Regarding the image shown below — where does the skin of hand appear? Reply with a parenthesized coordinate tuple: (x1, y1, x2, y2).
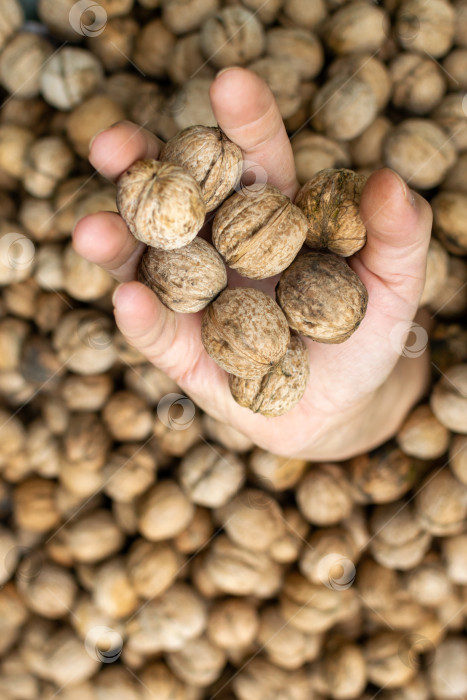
(73, 67, 433, 461)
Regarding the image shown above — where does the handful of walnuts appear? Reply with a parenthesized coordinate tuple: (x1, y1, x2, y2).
(116, 126, 368, 417)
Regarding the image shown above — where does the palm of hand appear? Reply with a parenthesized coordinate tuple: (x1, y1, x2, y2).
(73, 68, 432, 460)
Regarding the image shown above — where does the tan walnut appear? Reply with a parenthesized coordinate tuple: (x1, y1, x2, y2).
(201, 287, 290, 379)
(117, 159, 206, 249)
(160, 125, 243, 212)
(276, 252, 368, 343)
(229, 333, 309, 417)
(212, 184, 309, 279)
(295, 168, 367, 257)
(138, 238, 227, 314)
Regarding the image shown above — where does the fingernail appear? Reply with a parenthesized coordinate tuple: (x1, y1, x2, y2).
(392, 170, 415, 206)
(112, 284, 123, 307)
(216, 66, 241, 78)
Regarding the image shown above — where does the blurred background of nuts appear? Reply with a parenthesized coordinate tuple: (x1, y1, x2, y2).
(0, 0, 466, 697)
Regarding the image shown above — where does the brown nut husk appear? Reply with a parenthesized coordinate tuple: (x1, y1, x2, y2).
(212, 184, 309, 279)
(117, 159, 206, 249)
(201, 287, 290, 379)
(160, 125, 243, 212)
(138, 238, 227, 314)
(276, 252, 368, 343)
(229, 333, 309, 417)
(295, 168, 367, 256)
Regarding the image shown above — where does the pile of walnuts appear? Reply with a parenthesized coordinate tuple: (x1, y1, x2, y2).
(117, 125, 368, 416)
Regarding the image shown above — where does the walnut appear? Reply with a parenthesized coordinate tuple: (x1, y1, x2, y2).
(429, 638, 467, 700)
(323, 0, 389, 54)
(174, 507, 214, 554)
(349, 446, 418, 505)
(328, 55, 392, 111)
(312, 641, 367, 700)
(13, 478, 60, 533)
(213, 185, 308, 279)
(282, 0, 327, 28)
(258, 606, 322, 670)
(292, 132, 350, 185)
(66, 95, 125, 158)
(117, 160, 206, 249)
(443, 48, 467, 90)
(249, 57, 301, 119)
(295, 169, 367, 256)
(172, 77, 217, 131)
(133, 19, 176, 77)
(266, 28, 324, 81)
(138, 480, 195, 541)
(207, 598, 259, 652)
(166, 636, 226, 687)
(233, 658, 310, 700)
(311, 76, 378, 141)
(202, 534, 283, 598)
(249, 448, 307, 490)
(350, 117, 392, 168)
(429, 257, 467, 318)
(86, 17, 138, 71)
(201, 288, 290, 378)
(277, 252, 368, 343)
(415, 468, 467, 536)
(389, 53, 446, 114)
(138, 238, 227, 313)
(396, 404, 450, 459)
(229, 333, 309, 417)
(40, 48, 104, 111)
(23, 137, 74, 199)
(17, 559, 77, 620)
(0, 125, 34, 180)
(162, 0, 220, 34)
(168, 33, 215, 85)
(365, 632, 417, 688)
(178, 442, 245, 508)
(450, 435, 467, 486)
(395, 0, 455, 57)
(433, 93, 467, 152)
(383, 119, 456, 189)
(431, 364, 467, 433)
(200, 7, 265, 69)
(160, 126, 243, 212)
(63, 509, 125, 563)
(126, 583, 206, 655)
(369, 500, 432, 570)
(0, 33, 53, 99)
(0, 0, 23, 52)
(53, 309, 117, 376)
(296, 464, 353, 526)
(103, 444, 156, 503)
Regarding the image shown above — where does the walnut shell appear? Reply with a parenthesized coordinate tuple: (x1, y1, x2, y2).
(160, 126, 243, 212)
(138, 238, 227, 313)
(199, 7, 265, 69)
(229, 333, 309, 417)
(276, 252, 368, 343)
(117, 159, 206, 249)
(295, 169, 367, 256)
(432, 191, 467, 255)
(213, 185, 309, 279)
(201, 288, 290, 379)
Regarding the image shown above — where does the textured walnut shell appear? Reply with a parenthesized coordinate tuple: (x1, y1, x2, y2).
(212, 185, 309, 279)
(138, 238, 227, 313)
(201, 288, 290, 379)
(117, 159, 206, 250)
(229, 333, 309, 417)
(295, 169, 367, 257)
(276, 252, 368, 343)
(160, 126, 243, 212)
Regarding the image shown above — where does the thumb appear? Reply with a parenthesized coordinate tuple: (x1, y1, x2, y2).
(353, 168, 432, 313)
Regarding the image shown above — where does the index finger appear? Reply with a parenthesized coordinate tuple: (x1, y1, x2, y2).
(89, 121, 162, 182)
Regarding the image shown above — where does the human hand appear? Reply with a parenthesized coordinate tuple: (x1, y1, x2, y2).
(73, 68, 432, 460)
